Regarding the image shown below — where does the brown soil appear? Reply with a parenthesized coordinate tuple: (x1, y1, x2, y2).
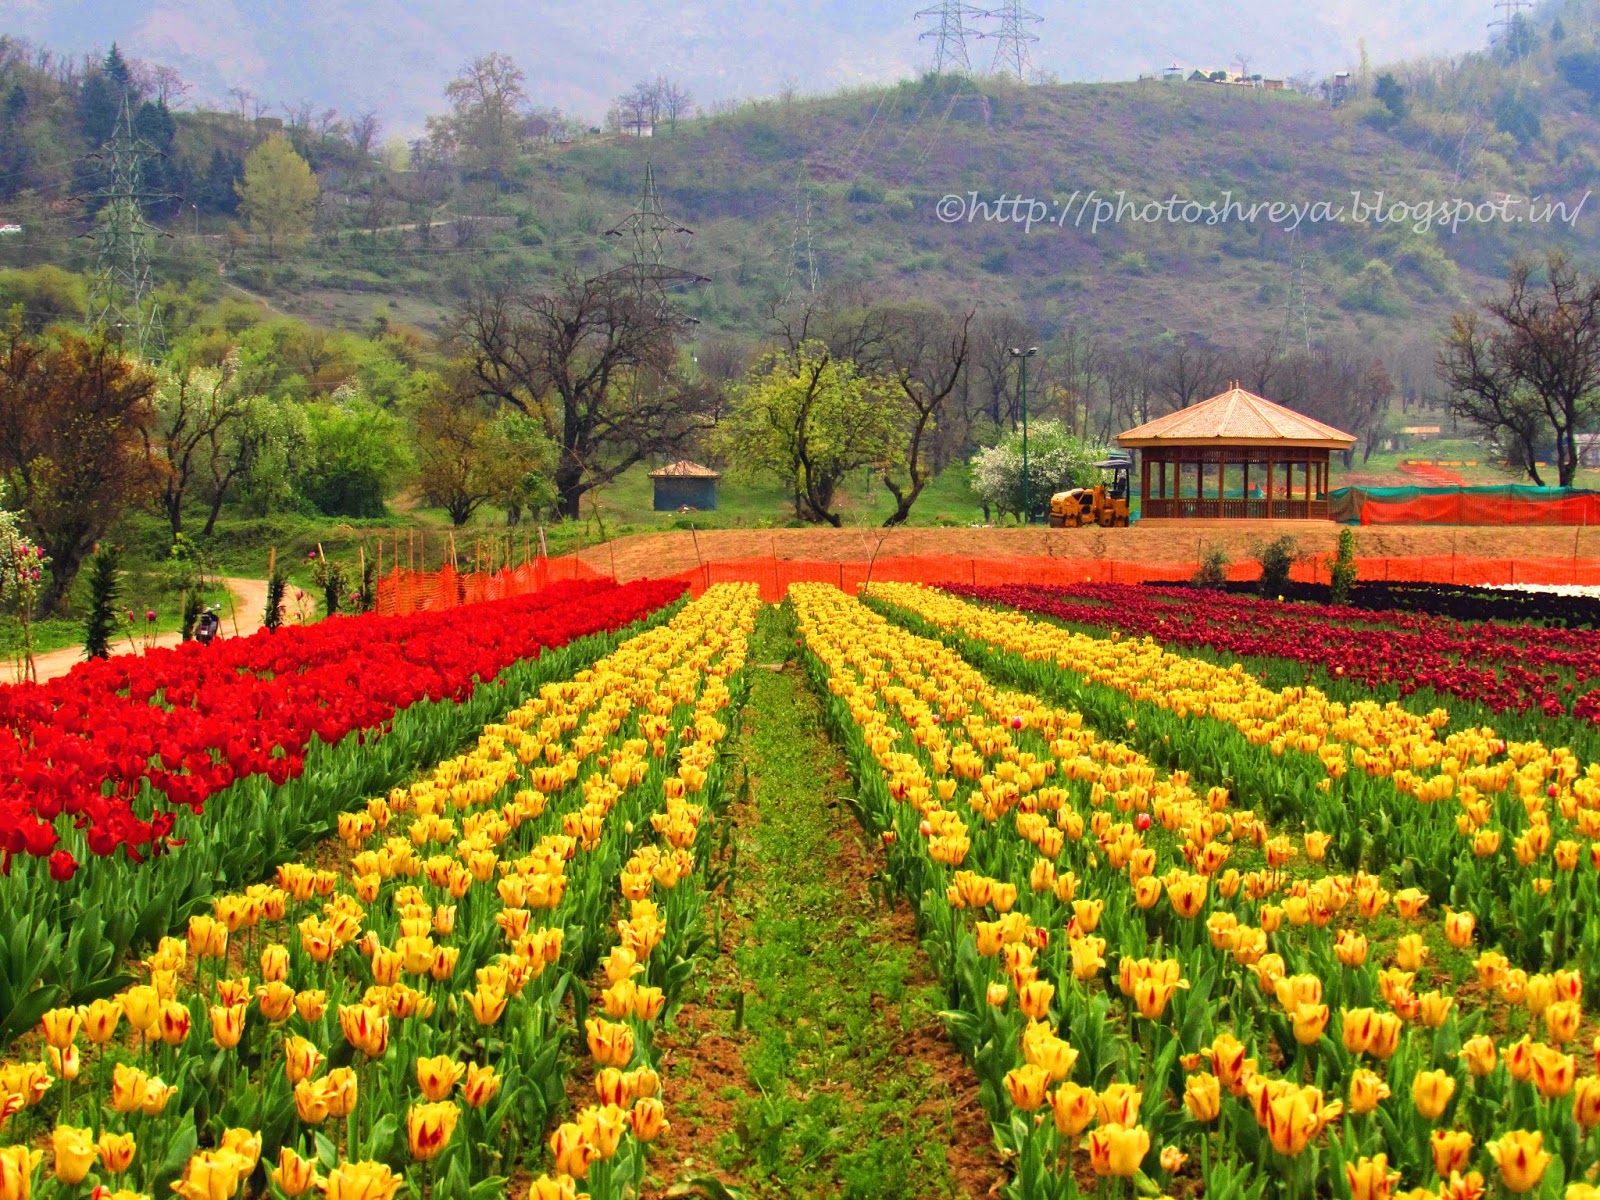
(576, 525, 1600, 583)
(638, 667, 1006, 1200)
(4, 577, 271, 685)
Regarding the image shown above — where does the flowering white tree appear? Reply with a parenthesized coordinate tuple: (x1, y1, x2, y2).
(0, 484, 48, 681)
(970, 421, 1107, 522)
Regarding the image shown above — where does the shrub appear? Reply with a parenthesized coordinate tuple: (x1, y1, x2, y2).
(1329, 527, 1358, 605)
(264, 566, 287, 633)
(1193, 545, 1229, 589)
(1254, 535, 1300, 596)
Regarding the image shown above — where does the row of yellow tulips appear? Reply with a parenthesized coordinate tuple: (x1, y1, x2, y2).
(0, 584, 761, 1200)
(790, 583, 1596, 1200)
(864, 583, 1600, 972)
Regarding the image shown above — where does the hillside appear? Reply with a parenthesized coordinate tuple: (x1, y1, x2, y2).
(191, 67, 1600, 353)
(4, 5, 1600, 361)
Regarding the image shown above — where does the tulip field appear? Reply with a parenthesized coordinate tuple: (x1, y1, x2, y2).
(5, 570, 1600, 1200)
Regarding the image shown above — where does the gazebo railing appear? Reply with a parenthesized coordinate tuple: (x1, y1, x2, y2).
(1141, 498, 1329, 520)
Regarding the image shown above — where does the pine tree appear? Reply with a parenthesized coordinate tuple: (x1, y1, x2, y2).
(82, 544, 122, 659)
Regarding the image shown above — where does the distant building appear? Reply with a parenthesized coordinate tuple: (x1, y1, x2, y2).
(650, 460, 721, 512)
(1577, 434, 1600, 468)
(1162, 63, 1185, 82)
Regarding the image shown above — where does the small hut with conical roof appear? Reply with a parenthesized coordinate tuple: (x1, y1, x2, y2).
(1117, 384, 1355, 520)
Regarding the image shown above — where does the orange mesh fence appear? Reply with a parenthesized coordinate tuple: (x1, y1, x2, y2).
(374, 556, 611, 616)
(1360, 492, 1600, 526)
(375, 551, 1600, 615)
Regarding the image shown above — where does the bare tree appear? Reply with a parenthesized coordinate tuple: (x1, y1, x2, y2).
(875, 303, 973, 525)
(1439, 253, 1600, 486)
(283, 99, 314, 133)
(349, 111, 381, 157)
(454, 273, 716, 518)
(658, 79, 694, 131)
(1157, 336, 1227, 413)
(314, 107, 345, 142)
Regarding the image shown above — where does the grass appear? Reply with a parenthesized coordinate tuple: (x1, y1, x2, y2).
(679, 606, 979, 1199)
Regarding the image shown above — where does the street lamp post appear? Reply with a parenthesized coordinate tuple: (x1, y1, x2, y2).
(1010, 347, 1039, 523)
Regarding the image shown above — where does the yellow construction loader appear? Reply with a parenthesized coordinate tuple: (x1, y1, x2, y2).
(1048, 458, 1132, 528)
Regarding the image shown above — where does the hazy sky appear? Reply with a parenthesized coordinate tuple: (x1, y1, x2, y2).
(12, 0, 1491, 131)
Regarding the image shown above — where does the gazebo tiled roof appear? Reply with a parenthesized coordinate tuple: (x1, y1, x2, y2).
(649, 460, 722, 479)
(1117, 384, 1356, 449)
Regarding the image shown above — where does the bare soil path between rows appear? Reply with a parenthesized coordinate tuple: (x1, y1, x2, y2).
(639, 606, 1005, 1200)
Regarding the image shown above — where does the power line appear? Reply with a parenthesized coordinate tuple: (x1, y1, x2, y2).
(84, 96, 171, 359)
(982, 1, 1043, 80)
(915, 1, 986, 74)
(782, 172, 819, 302)
(601, 161, 706, 303)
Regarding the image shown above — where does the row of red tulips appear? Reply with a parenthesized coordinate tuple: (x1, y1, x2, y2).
(0, 580, 685, 869)
(948, 583, 1599, 724)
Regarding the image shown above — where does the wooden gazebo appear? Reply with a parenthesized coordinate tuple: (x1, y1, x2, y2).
(1117, 385, 1355, 520)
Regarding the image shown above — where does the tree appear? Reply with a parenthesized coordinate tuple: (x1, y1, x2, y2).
(413, 377, 553, 526)
(874, 303, 972, 526)
(1439, 253, 1600, 487)
(236, 133, 319, 258)
(1373, 73, 1408, 121)
(301, 397, 409, 517)
(0, 324, 158, 613)
(141, 354, 255, 539)
(970, 421, 1104, 522)
(455, 273, 714, 519)
(429, 54, 527, 183)
(659, 79, 693, 131)
(716, 341, 901, 526)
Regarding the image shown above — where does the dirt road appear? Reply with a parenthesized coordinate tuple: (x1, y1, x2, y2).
(573, 523, 1600, 582)
(4, 577, 270, 686)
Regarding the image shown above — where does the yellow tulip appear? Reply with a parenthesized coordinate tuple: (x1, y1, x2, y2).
(271, 1148, 320, 1198)
(1184, 1072, 1221, 1122)
(1412, 1070, 1456, 1121)
(1291, 1002, 1330, 1046)
(462, 1063, 501, 1109)
(209, 1003, 247, 1050)
(1460, 1036, 1497, 1077)
(629, 1096, 670, 1142)
(141, 1077, 176, 1116)
(1530, 1044, 1575, 1099)
(1431, 1130, 1473, 1179)
(406, 1102, 460, 1162)
(324, 1068, 359, 1118)
(1088, 1124, 1150, 1177)
(1575, 1077, 1600, 1131)
(338, 1004, 389, 1058)
(170, 1151, 250, 1200)
(1051, 1082, 1097, 1136)
(415, 1056, 465, 1103)
(80, 998, 122, 1045)
(1487, 1131, 1552, 1195)
(39, 1008, 80, 1051)
(1348, 1069, 1390, 1115)
(50, 1126, 97, 1186)
(1347, 1155, 1401, 1200)
(0, 1147, 42, 1200)
(109, 1062, 151, 1114)
(1443, 909, 1475, 949)
(1544, 1000, 1582, 1046)
(526, 1177, 579, 1200)
(96, 1132, 135, 1175)
(1004, 1064, 1051, 1111)
(321, 1162, 404, 1200)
